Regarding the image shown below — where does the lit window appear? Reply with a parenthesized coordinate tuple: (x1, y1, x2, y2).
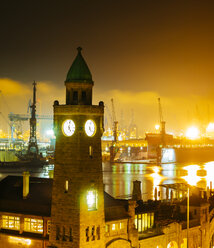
(138, 215, 142, 232)
(151, 213, 154, 227)
(87, 190, 97, 211)
(142, 214, 145, 231)
(112, 224, 116, 231)
(148, 213, 151, 228)
(119, 222, 124, 229)
(2, 215, 20, 230)
(105, 224, 109, 233)
(144, 213, 148, 230)
(65, 180, 68, 193)
(89, 146, 93, 157)
(24, 218, 43, 233)
(135, 215, 138, 229)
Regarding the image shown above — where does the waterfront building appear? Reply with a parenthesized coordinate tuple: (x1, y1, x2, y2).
(0, 48, 214, 248)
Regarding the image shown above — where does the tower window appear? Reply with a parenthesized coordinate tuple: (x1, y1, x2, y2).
(65, 180, 69, 193)
(86, 227, 89, 242)
(73, 91, 78, 103)
(62, 226, 66, 241)
(56, 225, 60, 240)
(92, 226, 95, 241)
(82, 91, 86, 101)
(69, 227, 73, 242)
(89, 146, 93, 158)
(86, 190, 97, 211)
(97, 226, 100, 240)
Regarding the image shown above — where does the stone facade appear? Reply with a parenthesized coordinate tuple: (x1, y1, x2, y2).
(49, 103, 106, 248)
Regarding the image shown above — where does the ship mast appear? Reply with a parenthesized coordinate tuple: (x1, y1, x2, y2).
(28, 81, 38, 156)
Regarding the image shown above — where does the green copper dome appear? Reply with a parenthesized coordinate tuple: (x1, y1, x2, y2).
(65, 47, 93, 84)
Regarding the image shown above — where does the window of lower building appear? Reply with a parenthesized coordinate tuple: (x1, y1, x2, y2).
(105, 224, 109, 233)
(112, 223, 116, 231)
(119, 222, 124, 230)
(24, 218, 43, 233)
(112, 223, 119, 232)
(135, 212, 155, 232)
(135, 215, 138, 229)
(2, 215, 20, 230)
(150, 213, 154, 227)
(138, 215, 142, 232)
(142, 214, 145, 231)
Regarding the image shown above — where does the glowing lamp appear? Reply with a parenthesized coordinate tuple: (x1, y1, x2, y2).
(185, 126, 199, 139)
(9, 237, 31, 245)
(207, 123, 214, 132)
(86, 190, 97, 211)
(155, 124, 160, 131)
(46, 129, 54, 136)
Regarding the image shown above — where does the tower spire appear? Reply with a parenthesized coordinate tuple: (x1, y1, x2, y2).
(65, 47, 94, 105)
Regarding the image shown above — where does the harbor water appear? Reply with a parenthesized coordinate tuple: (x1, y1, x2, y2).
(0, 161, 214, 201)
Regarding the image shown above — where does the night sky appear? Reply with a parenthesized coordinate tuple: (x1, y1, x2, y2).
(1, 0, 214, 135)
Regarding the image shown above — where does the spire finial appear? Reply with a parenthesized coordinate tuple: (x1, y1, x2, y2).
(77, 47, 82, 53)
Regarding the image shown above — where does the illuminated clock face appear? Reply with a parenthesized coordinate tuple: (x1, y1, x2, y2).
(62, 119, 75, 136)
(85, 120, 96, 137)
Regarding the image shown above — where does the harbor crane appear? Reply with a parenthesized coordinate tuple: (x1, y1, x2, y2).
(111, 98, 118, 142)
(158, 97, 166, 146)
(28, 81, 38, 155)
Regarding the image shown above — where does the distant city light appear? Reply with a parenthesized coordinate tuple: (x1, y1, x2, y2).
(206, 123, 214, 133)
(185, 126, 199, 139)
(182, 164, 200, 186)
(46, 130, 54, 136)
(155, 124, 160, 131)
(9, 237, 31, 245)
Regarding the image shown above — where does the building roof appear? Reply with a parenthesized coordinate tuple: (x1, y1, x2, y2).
(65, 47, 93, 84)
(104, 192, 130, 221)
(0, 176, 52, 216)
(0, 176, 130, 221)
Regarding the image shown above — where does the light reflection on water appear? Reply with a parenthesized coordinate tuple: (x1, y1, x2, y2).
(1, 161, 214, 202)
(103, 161, 214, 201)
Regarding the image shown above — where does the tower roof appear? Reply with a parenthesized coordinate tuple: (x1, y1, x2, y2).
(65, 47, 93, 84)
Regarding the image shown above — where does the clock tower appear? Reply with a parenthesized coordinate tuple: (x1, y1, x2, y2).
(49, 47, 105, 248)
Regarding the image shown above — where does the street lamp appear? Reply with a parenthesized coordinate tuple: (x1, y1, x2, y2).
(187, 186, 189, 248)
